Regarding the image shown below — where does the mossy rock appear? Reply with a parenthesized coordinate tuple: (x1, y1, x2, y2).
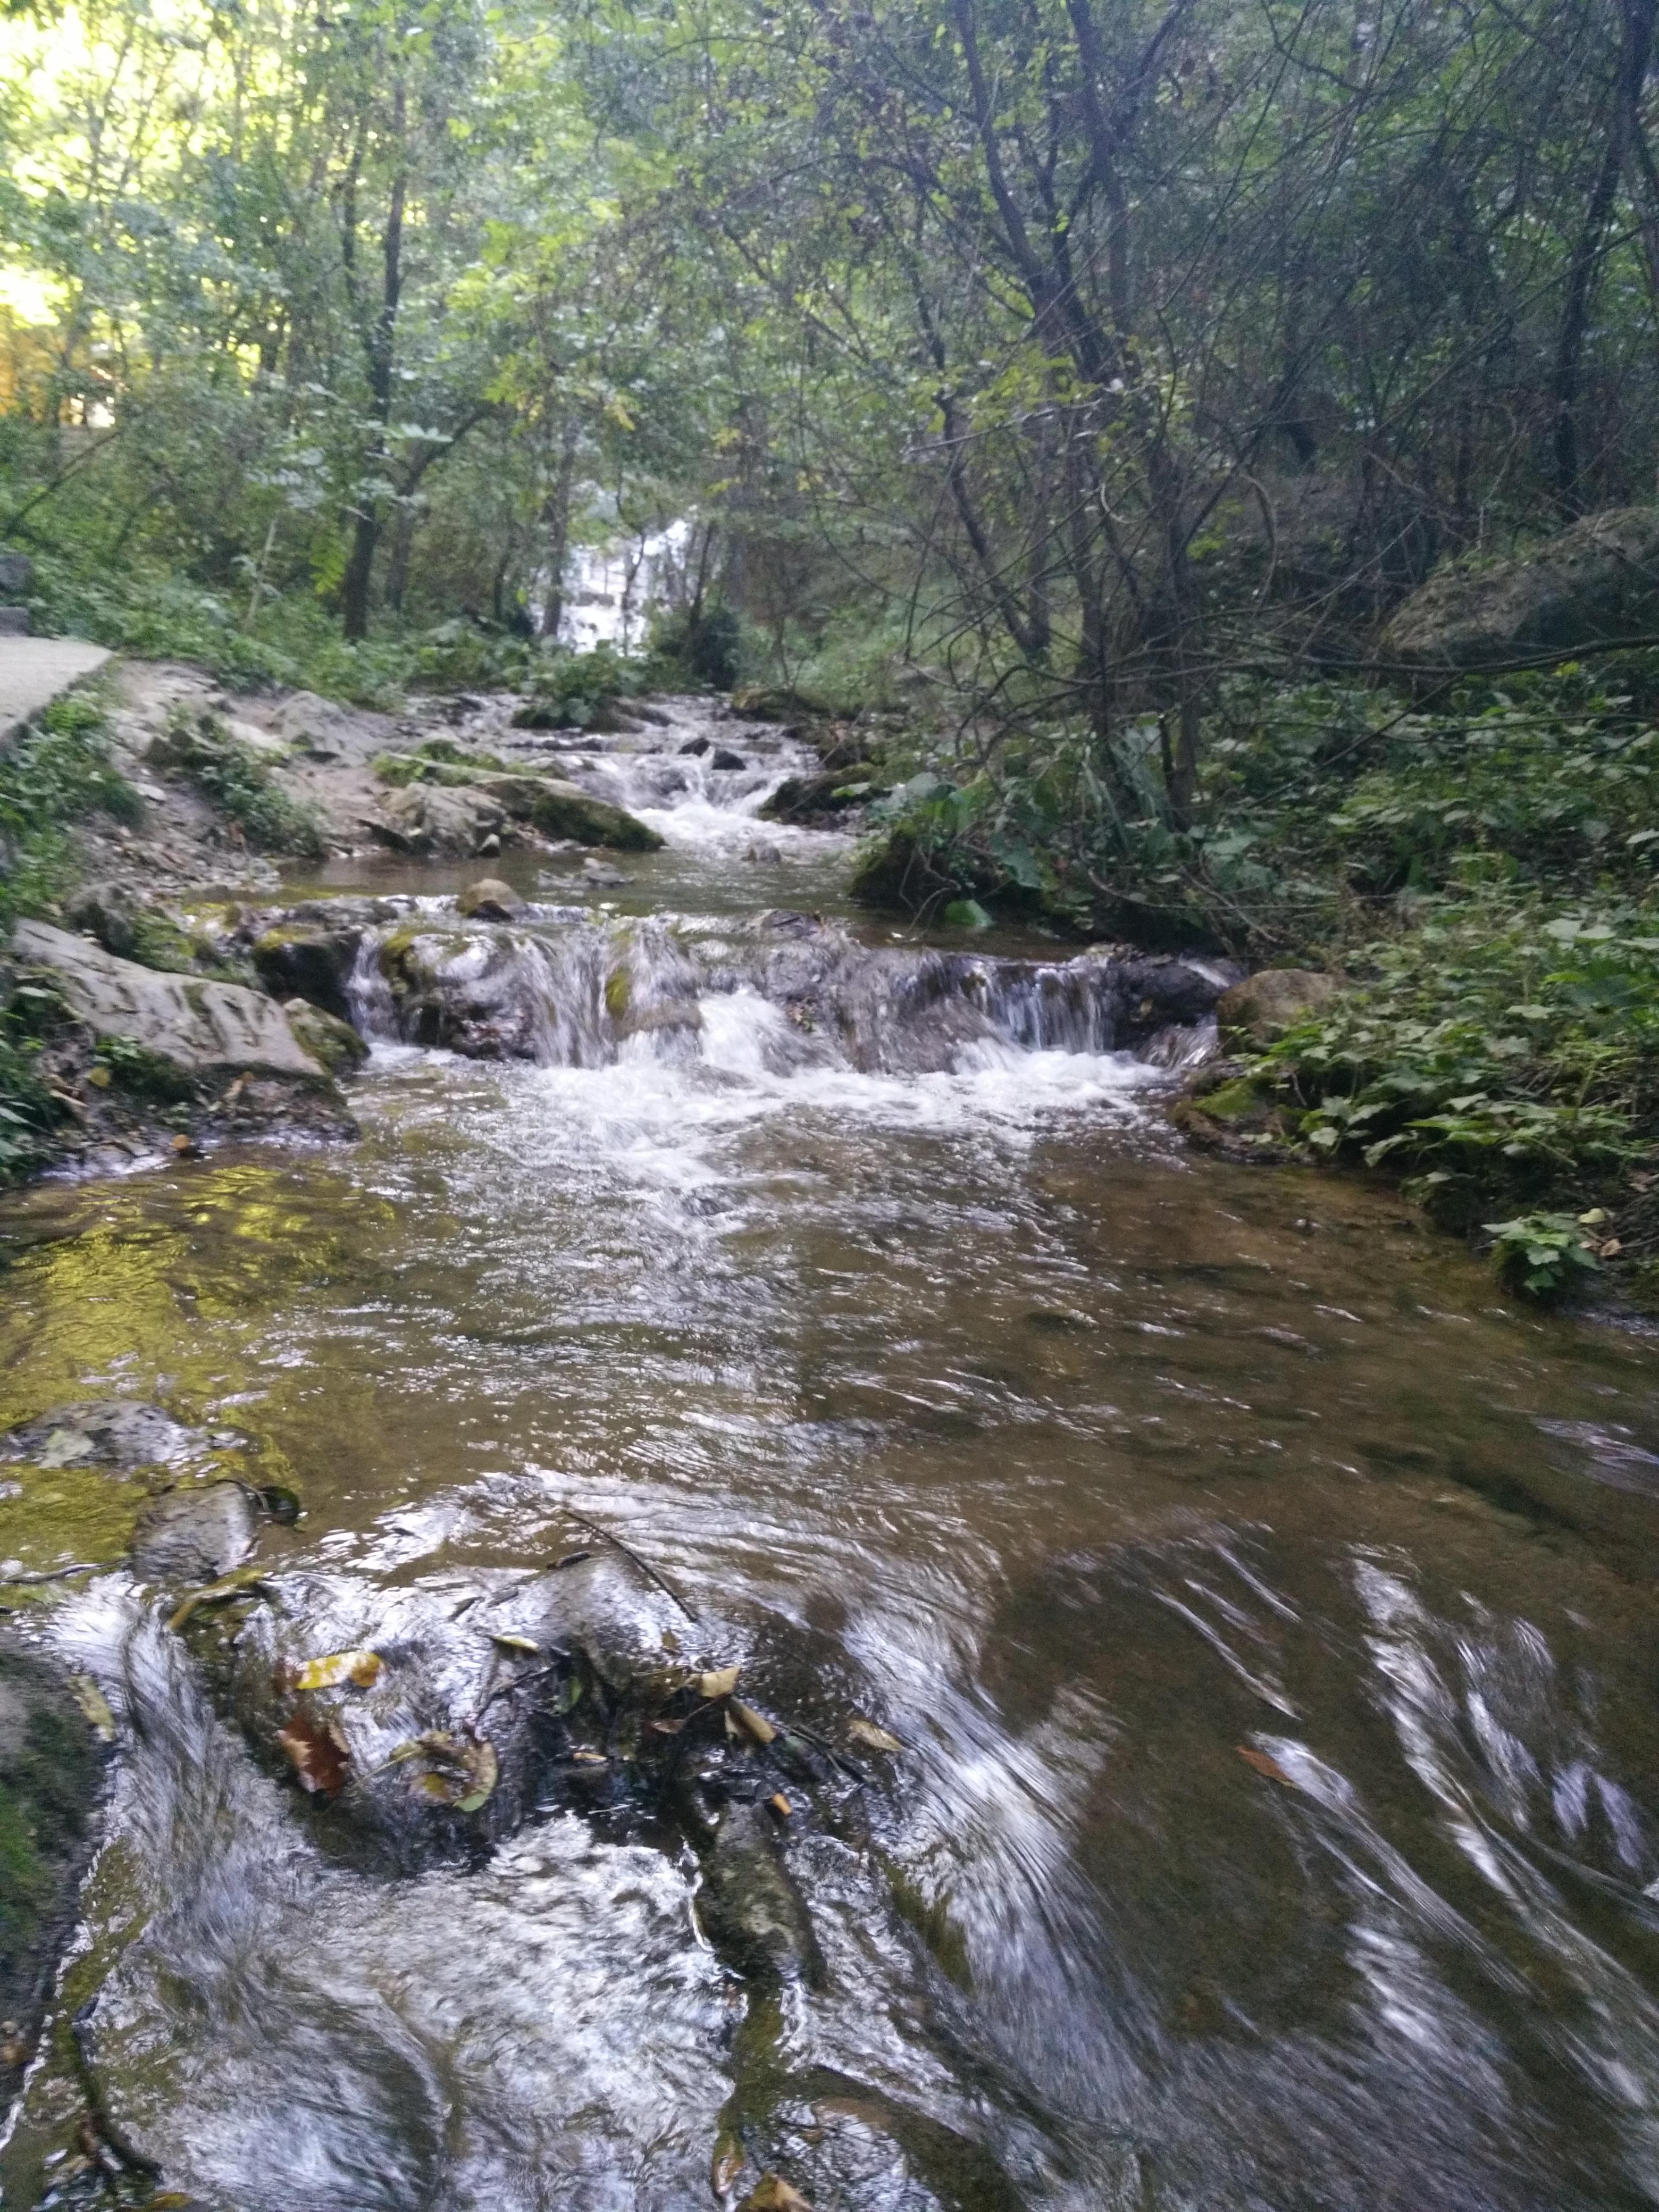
(1169, 1069, 1298, 1161)
(1216, 968, 1342, 1049)
(280, 999, 368, 1076)
(475, 775, 663, 852)
(0, 1639, 105, 2073)
(252, 925, 362, 1019)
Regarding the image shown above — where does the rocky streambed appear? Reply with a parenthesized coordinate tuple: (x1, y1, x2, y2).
(4, 670, 1659, 2212)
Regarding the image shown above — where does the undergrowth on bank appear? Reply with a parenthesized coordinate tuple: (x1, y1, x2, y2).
(854, 653, 1659, 1299)
(0, 694, 139, 1175)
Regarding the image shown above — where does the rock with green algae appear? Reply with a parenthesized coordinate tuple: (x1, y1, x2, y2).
(251, 922, 363, 1019)
(280, 997, 368, 1076)
(10, 919, 329, 1084)
(474, 774, 664, 852)
(0, 1637, 106, 2101)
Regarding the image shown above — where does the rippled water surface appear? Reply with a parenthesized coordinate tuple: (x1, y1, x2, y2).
(4, 715, 1659, 2212)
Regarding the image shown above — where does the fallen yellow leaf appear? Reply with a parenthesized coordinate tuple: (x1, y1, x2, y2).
(295, 1649, 382, 1691)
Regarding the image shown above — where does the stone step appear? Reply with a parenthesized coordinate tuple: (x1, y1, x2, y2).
(0, 638, 113, 747)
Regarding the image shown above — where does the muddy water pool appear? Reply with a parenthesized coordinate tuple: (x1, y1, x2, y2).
(2, 717, 1659, 2211)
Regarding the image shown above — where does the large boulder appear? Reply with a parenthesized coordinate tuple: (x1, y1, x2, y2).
(1382, 506, 1659, 668)
(475, 775, 664, 852)
(10, 919, 327, 1081)
(1217, 967, 1342, 1048)
(376, 926, 556, 1059)
(364, 783, 507, 859)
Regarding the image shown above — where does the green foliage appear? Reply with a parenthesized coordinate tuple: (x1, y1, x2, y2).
(1249, 889, 1659, 1286)
(0, 692, 139, 936)
(513, 644, 650, 729)
(1482, 1213, 1604, 1300)
(154, 709, 324, 857)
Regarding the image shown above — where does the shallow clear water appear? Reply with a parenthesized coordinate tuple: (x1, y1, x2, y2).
(4, 716, 1659, 2212)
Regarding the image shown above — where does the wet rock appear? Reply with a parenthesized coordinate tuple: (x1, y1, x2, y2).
(0, 1637, 105, 2099)
(678, 735, 710, 756)
(211, 1552, 694, 1872)
(376, 925, 559, 1059)
(129, 1482, 256, 1585)
(2, 1401, 202, 1474)
(250, 923, 363, 1018)
(474, 774, 664, 852)
(10, 919, 329, 1082)
(709, 747, 748, 773)
(1217, 967, 1341, 1048)
(581, 858, 632, 887)
(688, 1794, 825, 1988)
(757, 765, 885, 827)
(280, 998, 368, 1076)
(456, 876, 525, 922)
(365, 783, 507, 859)
(1382, 505, 1659, 669)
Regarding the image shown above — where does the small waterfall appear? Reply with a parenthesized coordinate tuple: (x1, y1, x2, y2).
(343, 908, 1225, 1077)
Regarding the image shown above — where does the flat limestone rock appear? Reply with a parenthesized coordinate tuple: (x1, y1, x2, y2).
(10, 918, 326, 1080)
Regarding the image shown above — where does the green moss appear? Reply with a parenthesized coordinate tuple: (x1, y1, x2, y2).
(604, 967, 632, 1020)
(1200, 1077, 1270, 1122)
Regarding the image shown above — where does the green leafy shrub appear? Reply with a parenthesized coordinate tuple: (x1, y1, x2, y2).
(1483, 1213, 1604, 1300)
(153, 710, 324, 856)
(1249, 890, 1659, 1281)
(512, 644, 648, 730)
(0, 693, 140, 936)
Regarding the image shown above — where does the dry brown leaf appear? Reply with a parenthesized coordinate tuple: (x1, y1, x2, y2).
(847, 1717, 904, 1755)
(648, 1717, 686, 1735)
(278, 1714, 350, 1797)
(569, 1747, 609, 1765)
(399, 1731, 498, 1811)
(295, 1648, 382, 1691)
(700, 1665, 742, 1699)
(1237, 1745, 1296, 1787)
(490, 1633, 540, 1655)
(768, 1791, 793, 1819)
(740, 2176, 812, 2211)
(730, 1698, 777, 1746)
(69, 1673, 116, 1743)
(661, 1627, 682, 1655)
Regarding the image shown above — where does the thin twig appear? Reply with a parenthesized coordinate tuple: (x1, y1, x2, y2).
(560, 1509, 700, 1621)
(1, 1561, 103, 1585)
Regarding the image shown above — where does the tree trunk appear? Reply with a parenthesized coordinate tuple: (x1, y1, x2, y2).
(1550, 0, 1656, 510)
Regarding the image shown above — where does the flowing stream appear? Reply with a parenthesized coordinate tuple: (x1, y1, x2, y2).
(4, 701, 1659, 2211)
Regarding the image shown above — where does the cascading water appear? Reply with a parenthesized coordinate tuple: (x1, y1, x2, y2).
(5, 693, 1659, 2212)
